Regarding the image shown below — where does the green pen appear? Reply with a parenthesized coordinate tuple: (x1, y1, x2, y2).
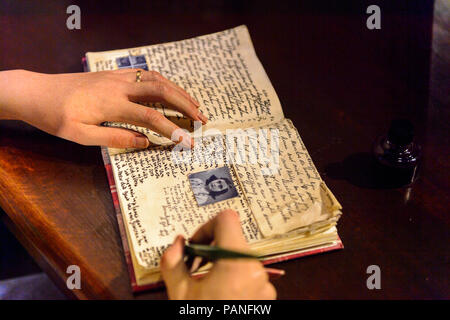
(183, 243, 285, 278)
(184, 243, 259, 261)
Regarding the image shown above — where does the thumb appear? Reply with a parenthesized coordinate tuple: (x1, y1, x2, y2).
(190, 209, 249, 250)
(160, 235, 191, 299)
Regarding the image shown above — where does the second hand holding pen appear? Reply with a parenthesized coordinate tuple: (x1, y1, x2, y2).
(184, 243, 285, 279)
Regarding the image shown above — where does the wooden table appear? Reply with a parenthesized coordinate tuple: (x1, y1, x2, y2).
(0, 1, 448, 299)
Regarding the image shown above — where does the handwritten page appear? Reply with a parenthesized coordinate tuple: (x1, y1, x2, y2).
(86, 25, 284, 147)
(231, 119, 342, 237)
(109, 134, 263, 269)
(109, 120, 341, 269)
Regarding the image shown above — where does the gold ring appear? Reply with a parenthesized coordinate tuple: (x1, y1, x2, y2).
(135, 70, 142, 82)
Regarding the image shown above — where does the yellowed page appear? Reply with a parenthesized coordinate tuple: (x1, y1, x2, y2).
(230, 119, 342, 237)
(86, 25, 284, 148)
(109, 119, 342, 270)
(109, 134, 263, 269)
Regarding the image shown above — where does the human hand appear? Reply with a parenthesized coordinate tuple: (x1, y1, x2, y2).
(160, 209, 277, 300)
(0, 69, 207, 148)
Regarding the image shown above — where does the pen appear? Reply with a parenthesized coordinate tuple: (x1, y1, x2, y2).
(184, 243, 285, 279)
(184, 243, 259, 261)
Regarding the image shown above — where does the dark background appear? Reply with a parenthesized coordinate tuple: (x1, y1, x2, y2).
(0, 1, 441, 150)
(0, 0, 448, 299)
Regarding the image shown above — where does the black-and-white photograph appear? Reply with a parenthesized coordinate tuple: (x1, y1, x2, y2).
(188, 166, 239, 206)
(116, 56, 131, 68)
(130, 55, 147, 65)
(116, 55, 148, 70)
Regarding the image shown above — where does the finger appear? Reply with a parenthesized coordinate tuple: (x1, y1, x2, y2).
(127, 81, 206, 124)
(75, 124, 149, 149)
(126, 80, 207, 124)
(114, 101, 193, 148)
(123, 69, 200, 107)
(190, 209, 248, 250)
(160, 235, 191, 299)
(145, 71, 200, 107)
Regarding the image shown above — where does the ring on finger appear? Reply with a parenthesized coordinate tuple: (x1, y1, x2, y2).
(135, 70, 143, 83)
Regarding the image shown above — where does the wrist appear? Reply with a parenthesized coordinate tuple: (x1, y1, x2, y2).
(0, 69, 32, 120)
(0, 69, 51, 121)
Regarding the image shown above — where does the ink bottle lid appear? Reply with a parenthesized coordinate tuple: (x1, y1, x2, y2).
(373, 119, 421, 187)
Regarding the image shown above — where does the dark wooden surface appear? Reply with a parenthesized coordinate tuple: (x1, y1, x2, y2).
(0, 1, 448, 299)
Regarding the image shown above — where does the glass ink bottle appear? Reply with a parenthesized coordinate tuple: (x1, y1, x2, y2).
(373, 119, 421, 188)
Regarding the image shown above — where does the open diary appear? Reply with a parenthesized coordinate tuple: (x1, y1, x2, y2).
(84, 25, 343, 291)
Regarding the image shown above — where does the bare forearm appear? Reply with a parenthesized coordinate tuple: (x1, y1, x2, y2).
(0, 69, 201, 148)
(0, 70, 60, 123)
(0, 70, 32, 120)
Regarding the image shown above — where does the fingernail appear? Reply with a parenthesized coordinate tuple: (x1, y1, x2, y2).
(134, 136, 149, 149)
(192, 97, 200, 107)
(197, 111, 208, 125)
